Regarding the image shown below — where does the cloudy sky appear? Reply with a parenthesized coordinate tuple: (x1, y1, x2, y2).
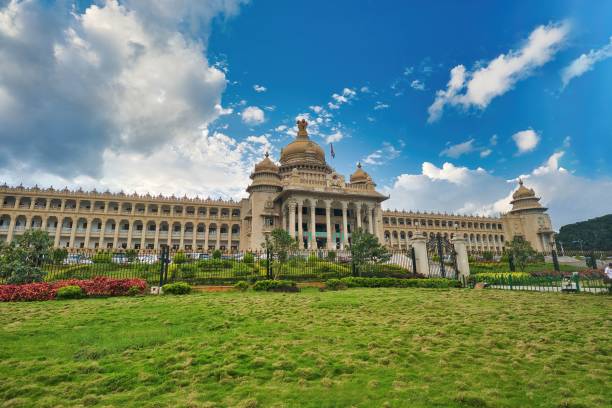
(1, 0, 611, 228)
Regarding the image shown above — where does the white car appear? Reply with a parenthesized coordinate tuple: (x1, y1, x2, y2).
(63, 254, 93, 265)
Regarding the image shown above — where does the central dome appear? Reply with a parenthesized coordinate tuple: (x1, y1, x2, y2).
(279, 119, 326, 165)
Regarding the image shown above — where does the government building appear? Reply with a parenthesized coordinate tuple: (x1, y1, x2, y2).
(0, 120, 555, 253)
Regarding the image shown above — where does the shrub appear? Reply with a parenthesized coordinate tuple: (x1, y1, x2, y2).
(0, 283, 55, 301)
(162, 282, 191, 295)
(473, 272, 530, 281)
(53, 277, 147, 297)
(252, 279, 299, 292)
(307, 253, 319, 263)
(91, 252, 112, 264)
(243, 252, 255, 264)
(313, 262, 351, 278)
(212, 250, 222, 260)
(5, 263, 46, 284)
(339, 277, 461, 289)
(326, 250, 336, 261)
(234, 280, 250, 291)
(0, 277, 147, 302)
(358, 264, 423, 279)
(325, 278, 347, 291)
(172, 251, 188, 264)
(56, 285, 83, 300)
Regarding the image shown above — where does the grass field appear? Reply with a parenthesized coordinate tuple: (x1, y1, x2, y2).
(1, 289, 610, 408)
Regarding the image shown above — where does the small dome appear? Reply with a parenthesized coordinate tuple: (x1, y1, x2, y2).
(254, 152, 279, 173)
(350, 163, 369, 183)
(512, 179, 535, 199)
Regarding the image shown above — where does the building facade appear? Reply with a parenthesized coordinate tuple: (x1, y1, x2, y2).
(0, 120, 555, 252)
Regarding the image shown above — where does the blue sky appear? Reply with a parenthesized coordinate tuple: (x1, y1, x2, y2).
(1, 0, 611, 228)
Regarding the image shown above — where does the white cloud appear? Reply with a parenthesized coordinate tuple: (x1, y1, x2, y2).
(328, 87, 356, 110)
(360, 86, 370, 93)
(428, 22, 569, 122)
(410, 79, 425, 91)
(512, 129, 540, 154)
(253, 84, 267, 92)
(241, 106, 265, 125)
(480, 149, 492, 158)
(490, 134, 498, 145)
(310, 105, 323, 113)
(403, 66, 414, 76)
(274, 125, 288, 132)
(440, 139, 476, 158)
(363, 143, 401, 165)
(325, 131, 344, 144)
(373, 102, 390, 110)
(561, 36, 612, 88)
(0, 0, 268, 200)
(383, 152, 612, 228)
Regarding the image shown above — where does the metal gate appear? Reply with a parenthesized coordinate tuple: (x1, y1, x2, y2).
(426, 235, 458, 278)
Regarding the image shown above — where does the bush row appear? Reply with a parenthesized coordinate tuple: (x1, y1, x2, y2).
(0, 277, 147, 302)
(327, 277, 462, 289)
(252, 280, 300, 292)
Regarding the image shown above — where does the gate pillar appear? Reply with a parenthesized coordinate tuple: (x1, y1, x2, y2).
(409, 236, 429, 276)
(451, 237, 470, 280)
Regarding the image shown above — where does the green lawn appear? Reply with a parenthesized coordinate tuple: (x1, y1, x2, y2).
(0, 289, 610, 408)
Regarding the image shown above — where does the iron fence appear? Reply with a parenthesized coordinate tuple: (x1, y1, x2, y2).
(4, 248, 419, 286)
(467, 273, 610, 294)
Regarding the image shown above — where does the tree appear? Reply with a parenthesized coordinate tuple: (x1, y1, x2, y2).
(505, 236, 535, 272)
(0, 229, 53, 284)
(350, 228, 390, 276)
(261, 228, 298, 279)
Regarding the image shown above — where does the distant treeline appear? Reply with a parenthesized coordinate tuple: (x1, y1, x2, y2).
(557, 214, 612, 251)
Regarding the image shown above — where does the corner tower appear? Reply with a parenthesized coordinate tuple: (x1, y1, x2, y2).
(501, 179, 555, 252)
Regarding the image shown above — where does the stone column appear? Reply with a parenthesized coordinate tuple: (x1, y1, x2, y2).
(297, 202, 304, 249)
(41, 216, 47, 232)
(25, 215, 31, 229)
(325, 200, 334, 249)
(310, 204, 317, 249)
(192, 225, 197, 250)
(367, 205, 374, 234)
(215, 225, 221, 250)
(128, 220, 133, 248)
(140, 222, 146, 249)
(54, 218, 62, 247)
(409, 236, 429, 276)
(153, 222, 161, 249)
(98, 219, 105, 248)
(451, 237, 470, 281)
(112, 222, 120, 249)
(84, 218, 92, 249)
(341, 201, 349, 250)
(6, 216, 16, 243)
(179, 222, 185, 249)
(355, 202, 362, 231)
(283, 206, 288, 232)
(68, 219, 77, 248)
(288, 201, 296, 239)
(204, 224, 209, 251)
(167, 223, 172, 248)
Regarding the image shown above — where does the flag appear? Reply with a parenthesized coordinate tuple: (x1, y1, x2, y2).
(330, 143, 335, 159)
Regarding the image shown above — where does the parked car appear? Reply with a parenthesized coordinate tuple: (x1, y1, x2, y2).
(111, 254, 129, 264)
(137, 254, 159, 263)
(63, 254, 93, 265)
(197, 253, 210, 260)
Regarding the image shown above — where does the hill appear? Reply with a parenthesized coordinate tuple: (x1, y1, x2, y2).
(557, 214, 612, 251)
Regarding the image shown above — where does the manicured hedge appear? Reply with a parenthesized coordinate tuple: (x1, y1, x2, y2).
(338, 277, 462, 288)
(162, 282, 192, 295)
(0, 277, 147, 302)
(252, 280, 299, 292)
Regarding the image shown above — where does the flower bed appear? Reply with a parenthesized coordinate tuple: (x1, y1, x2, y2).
(0, 277, 147, 302)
